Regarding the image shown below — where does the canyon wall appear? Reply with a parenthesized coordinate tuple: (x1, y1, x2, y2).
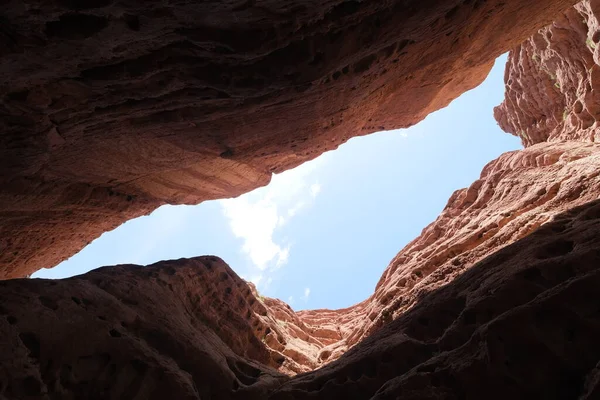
(3, 187, 600, 399)
(0, 0, 577, 279)
(495, 0, 600, 145)
(3, 0, 600, 398)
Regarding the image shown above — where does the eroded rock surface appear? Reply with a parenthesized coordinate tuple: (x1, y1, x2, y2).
(349, 141, 600, 346)
(0, 0, 577, 279)
(4, 139, 600, 398)
(3, 199, 600, 399)
(3, 1, 600, 399)
(266, 198, 600, 400)
(495, 0, 600, 145)
(0, 257, 287, 399)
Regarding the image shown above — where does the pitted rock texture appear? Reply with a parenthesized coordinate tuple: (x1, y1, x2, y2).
(265, 198, 600, 400)
(0, 0, 578, 279)
(4, 1, 600, 398)
(269, 140, 600, 373)
(3, 141, 600, 398)
(0, 257, 286, 399)
(3, 199, 600, 399)
(0, 256, 356, 398)
(495, 0, 600, 146)
(15, 142, 600, 382)
(357, 141, 600, 342)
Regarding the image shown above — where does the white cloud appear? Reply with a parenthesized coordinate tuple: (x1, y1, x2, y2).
(276, 247, 289, 268)
(400, 132, 408, 138)
(303, 287, 311, 302)
(220, 156, 326, 290)
(221, 197, 289, 270)
(287, 201, 306, 218)
(277, 216, 286, 227)
(265, 276, 273, 288)
(288, 296, 294, 304)
(310, 183, 321, 198)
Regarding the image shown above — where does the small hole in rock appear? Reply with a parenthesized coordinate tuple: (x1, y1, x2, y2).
(124, 14, 140, 31)
(109, 329, 122, 337)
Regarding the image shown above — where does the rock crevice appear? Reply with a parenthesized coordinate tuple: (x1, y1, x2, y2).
(3, 0, 600, 398)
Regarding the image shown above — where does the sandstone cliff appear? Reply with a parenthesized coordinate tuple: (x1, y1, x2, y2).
(4, 118, 600, 397)
(0, 0, 577, 279)
(495, 0, 600, 145)
(3, 198, 600, 398)
(3, 0, 600, 399)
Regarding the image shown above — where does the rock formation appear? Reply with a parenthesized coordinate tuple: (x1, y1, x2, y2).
(0, 0, 577, 279)
(266, 198, 600, 399)
(495, 0, 600, 145)
(3, 0, 600, 398)
(3, 198, 600, 398)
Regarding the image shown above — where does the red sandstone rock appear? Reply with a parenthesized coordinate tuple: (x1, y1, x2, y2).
(3, 140, 600, 398)
(0, 257, 286, 398)
(495, 0, 600, 146)
(3, 196, 600, 398)
(331, 141, 600, 348)
(264, 198, 600, 399)
(0, 0, 578, 279)
(283, 141, 600, 362)
(4, 1, 600, 399)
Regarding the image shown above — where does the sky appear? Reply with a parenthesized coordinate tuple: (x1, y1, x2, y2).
(33, 54, 521, 310)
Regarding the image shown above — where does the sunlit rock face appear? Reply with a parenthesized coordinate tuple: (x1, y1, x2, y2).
(0, 0, 576, 279)
(495, 0, 600, 146)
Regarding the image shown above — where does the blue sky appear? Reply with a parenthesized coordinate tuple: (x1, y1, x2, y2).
(33, 54, 521, 310)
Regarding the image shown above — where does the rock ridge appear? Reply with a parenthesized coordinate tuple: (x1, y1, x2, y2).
(3, 195, 600, 398)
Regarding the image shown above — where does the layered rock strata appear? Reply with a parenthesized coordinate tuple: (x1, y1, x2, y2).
(3, 0, 600, 399)
(0, 0, 577, 279)
(3, 197, 600, 399)
(350, 141, 600, 346)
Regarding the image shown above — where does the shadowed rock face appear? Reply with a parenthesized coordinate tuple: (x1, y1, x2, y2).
(346, 140, 600, 347)
(3, 199, 600, 399)
(5, 138, 600, 398)
(3, 0, 600, 399)
(0, 0, 577, 279)
(272, 199, 600, 400)
(0, 257, 289, 399)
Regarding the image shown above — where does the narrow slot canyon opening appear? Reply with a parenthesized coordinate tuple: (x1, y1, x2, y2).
(26, 55, 522, 375)
(5, 1, 600, 397)
(33, 54, 519, 311)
